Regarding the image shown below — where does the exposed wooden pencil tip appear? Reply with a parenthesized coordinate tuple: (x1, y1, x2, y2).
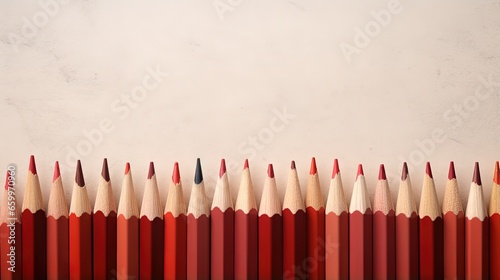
(219, 159, 226, 178)
(425, 162, 433, 178)
(473, 162, 482, 185)
(244, 159, 249, 169)
(101, 158, 110, 182)
(378, 164, 387, 180)
(124, 162, 130, 174)
(332, 158, 340, 179)
(147, 162, 155, 179)
(291, 160, 296, 169)
(494, 161, 500, 185)
(448, 161, 456, 180)
(195, 158, 203, 184)
(4, 171, 9, 190)
(29, 155, 37, 175)
(310, 157, 317, 175)
(172, 162, 180, 184)
(356, 164, 364, 179)
(401, 162, 408, 180)
(75, 160, 85, 187)
(268, 164, 274, 178)
(53, 161, 61, 183)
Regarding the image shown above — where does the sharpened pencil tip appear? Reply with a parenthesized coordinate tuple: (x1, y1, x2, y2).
(291, 160, 296, 170)
(356, 164, 364, 179)
(244, 159, 249, 169)
(425, 162, 433, 178)
(101, 158, 110, 182)
(219, 159, 226, 178)
(332, 159, 340, 179)
(494, 161, 500, 185)
(473, 162, 482, 185)
(194, 158, 203, 184)
(29, 155, 37, 175)
(75, 160, 85, 187)
(448, 161, 456, 180)
(125, 163, 130, 175)
(173, 162, 180, 184)
(378, 164, 387, 180)
(268, 164, 274, 178)
(401, 162, 408, 180)
(310, 157, 317, 175)
(53, 161, 61, 183)
(147, 162, 155, 179)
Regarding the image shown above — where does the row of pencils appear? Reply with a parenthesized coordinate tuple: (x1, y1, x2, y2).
(0, 155, 498, 280)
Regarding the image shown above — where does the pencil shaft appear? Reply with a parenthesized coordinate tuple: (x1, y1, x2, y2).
(350, 210, 373, 280)
(491, 214, 500, 279)
(93, 211, 117, 280)
(419, 216, 444, 279)
(307, 207, 326, 280)
(47, 216, 69, 279)
(164, 213, 187, 280)
(187, 214, 211, 280)
(22, 209, 46, 279)
(443, 211, 465, 280)
(211, 207, 234, 279)
(395, 213, 419, 280)
(258, 214, 283, 279)
(1, 222, 22, 280)
(140, 216, 164, 279)
(69, 213, 92, 280)
(283, 209, 307, 280)
(373, 211, 396, 280)
(234, 209, 258, 280)
(465, 218, 488, 279)
(325, 212, 349, 280)
(117, 215, 139, 280)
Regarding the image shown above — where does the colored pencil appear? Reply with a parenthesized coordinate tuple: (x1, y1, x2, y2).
(442, 161, 465, 280)
(234, 159, 258, 280)
(1, 170, 22, 279)
(465, 162, 488, 279)
(164, 162, 187, 280)
(373, 164, 395, 280)
(47, 161, 69, 279)
(93, 158, 117, 280)
(490, 161, 500, 279)
(68, 160, 92, 280)
(117, 163, 139, 280)
(211, 159, 234, 279)
(258, 164, 283, 279)
(187, 158, 211, 280)
(325, 159, 348, 280)
(283, 160, 307, 280)
(140, 162, 164, 279)
(419, 162, 443, 279)
(349, 164, 373, 280)
(22, 155, 46, 279)
(395, 163, 418, 280)
(306, 157, 325, 280)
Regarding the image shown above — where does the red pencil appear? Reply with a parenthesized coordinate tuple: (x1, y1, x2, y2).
(211, 159, 234, 279)
(419, 162, 443, 279)
(349, 164, 372, 280)
(117, 163, 140, 280)
(47, 161, 69, 279)
(22, 155, 46, 279)
(93, 158, 117, 280)
(283, 161, 307, 280)
(395, 163, 418, 280)
(465, 162, 488, 279)
(306, 157, 325, 280)
(490, 161, 500, 279)
(442, 161, 465, 280)
(140, 162, 164, 279)
(259, 164, 283, 279)
(234, 159, 258, 280)
(187, 158, 210, 280)
(1, 170, 22, 279)
(373, 164, 395, 280)
(69, 160, 93, 280)
(164, 162, 187, 280)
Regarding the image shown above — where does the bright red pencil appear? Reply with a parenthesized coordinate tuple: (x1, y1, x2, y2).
(164, 162, 187, 280)
(47, 161, 69, 279)
(465, 162, 488, 279)
(69, 160, 93, 280)
(283, 161, 307, 280)
(490, 161, 500, 279)
(442, 161, 465, 280)
(211, 159, 234, 279)
(349, 164, 373, 280)
(419, 162, 443, 279)
(93, 158, 117, 280)
(140, 162, 164, 279)
(259, 164, 283, 279)
(117, 163, 139, 280)
(1, 170, 22, 279)
(22, 155, 46, 279)
(373, 164, 395, 280)
(306, 157, 325, 280)
(234, 159, 258, 280)
(395, 163, 418, 280)
(187, 158, 210, 280)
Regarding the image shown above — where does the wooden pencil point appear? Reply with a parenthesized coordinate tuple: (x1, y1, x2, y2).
(473, 162, 482, 185)
(426, 162, 433, 178)
(268, 164, 275, 178)
(219, 158, 227, 178)
(29, 154, 37, 174)
(194, 158, 203, 184)
(332, 158, 340, 179)
(172, 162, 181, 184)
(102, 158, 110, 182)
(291, 160, 296, 170)
(147, 162, 155, 179)
(401, 162, 408, 180)
(357, 164, 364, 179)
(125, 162, 131, 174)
(53, 161, 61, 183)
(378, 164, 387, 180)
(75, 160, 85, 187)
(244, 158, 249, 169)
(310, 157, 317, 175)
(448, 161, 456, 180)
